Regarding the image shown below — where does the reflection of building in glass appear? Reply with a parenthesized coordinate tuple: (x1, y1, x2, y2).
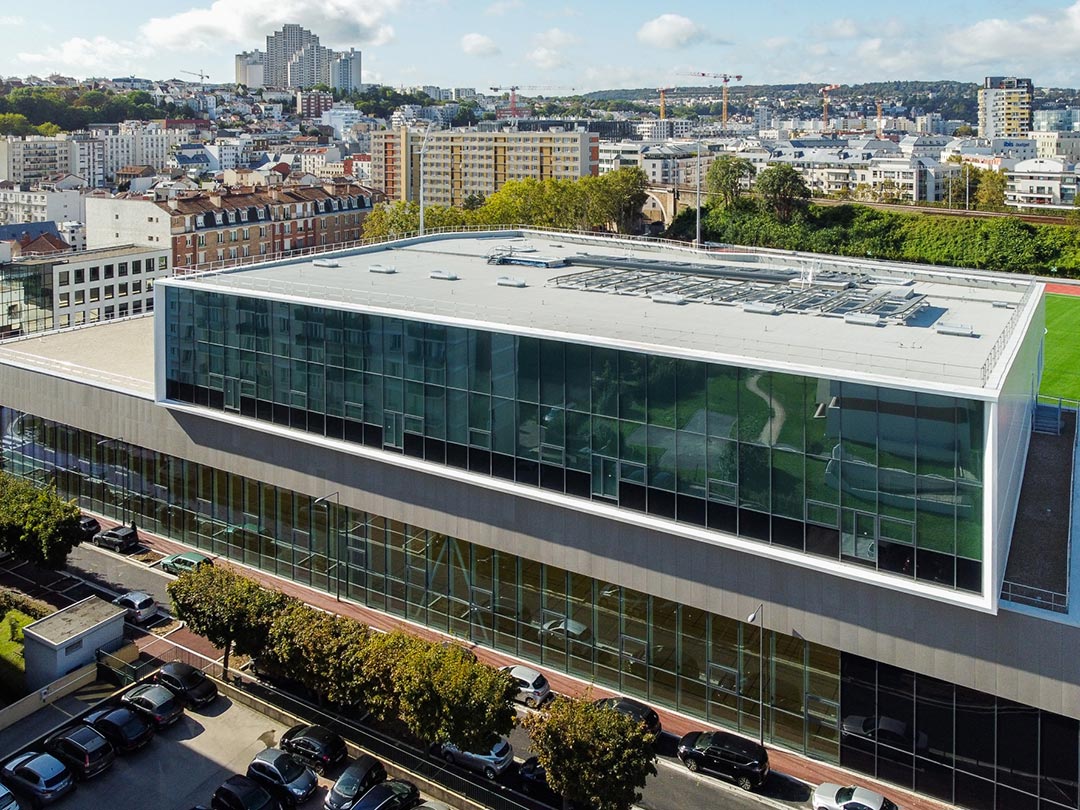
(0, 230, 1068, 810)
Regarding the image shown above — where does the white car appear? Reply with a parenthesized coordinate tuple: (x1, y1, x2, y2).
(812, 783, 900, 810)
(112, 590, 157, 623)
(499, 664, 551, 707)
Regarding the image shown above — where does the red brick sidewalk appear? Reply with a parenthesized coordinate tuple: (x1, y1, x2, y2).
(122, 523, 956, 810)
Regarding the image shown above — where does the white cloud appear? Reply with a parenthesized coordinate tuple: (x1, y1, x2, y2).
(763, 36, 792, 51)
(534, 27, 577, 49)
(526, 47, 564, 71)
(139, 0, 399, 51)
(485, 0, 522, 14)
(636, 14, 707, 49)
(18, 36, 144, 73)
(0, 16, 23, 25)
(819, 18, 859, 39)
(944, 2, 1080, 65)
(461, 32, 500, 57)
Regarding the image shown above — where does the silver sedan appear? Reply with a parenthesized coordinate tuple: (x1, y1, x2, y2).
(812, 783, 900, 810)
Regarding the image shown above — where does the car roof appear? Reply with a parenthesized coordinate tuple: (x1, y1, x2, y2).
(51, 725, 103, 746)
(709, 730, 766, 757)
(341, 755, 381, 775)
(504, 664, 542, 680)
(850, 786, 888, 808)
(128, 683, 173, 701)
(253, 748, 293, 767)
(220, 774, 265, 798)
(161, 660, 198, 676)
(16, 752, 64, 777)
(291, 723, 335, 742)
(119, 590, 153, 601)
(85, 705, 135, 723)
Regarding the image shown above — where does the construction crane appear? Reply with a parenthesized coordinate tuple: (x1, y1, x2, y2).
(876, 99, 884, 139)
(680, 71, 742, 129)
(182, 69, 210, 85)
(657, 87, 676, 120)
(819, 84, 841, 133)
(488, 85, 568, 118)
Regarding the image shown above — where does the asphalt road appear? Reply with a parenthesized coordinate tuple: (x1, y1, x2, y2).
(17, 543, 813, 810)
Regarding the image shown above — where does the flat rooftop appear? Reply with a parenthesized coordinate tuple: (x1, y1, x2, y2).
(166, 230, 1040, 392)
(24, 596, 124, 646)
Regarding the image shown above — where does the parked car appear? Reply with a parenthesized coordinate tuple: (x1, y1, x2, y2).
(538, 617, 592, 645)
(812, 783, 900, 810)
(43, 725, 115, 780)
(154, 661, 219, 708)
(840, 715, 929, 751)
(120, 683, 184, 728)
(440, 737, 514, 780)
(592, 696, 662, 736)
(112, 590, 157, 623)
(211, 775, 282, 810)
(676, 730, 769, 791)
(0, 785, 16, 810)
(324, 754, 387, 810)
(77, 515, 101, 541)
(279, 723, 347, 774)
(0, 751, 75, 806)
(92, 525, 139, 552)
(246, 748, 318, 807)
(351, 780, 419, 810)
(82, 705, 154, 752)
(499, 664, 551, 707)
(160, 550, 214, 575)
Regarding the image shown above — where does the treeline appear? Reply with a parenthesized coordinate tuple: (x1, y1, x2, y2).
(168, 564, 656, 810)
(362, 166, 648, 238)
(0, 87, 195, 134)
(676, 202, 1080, 275)
(0, 472, 81, 568)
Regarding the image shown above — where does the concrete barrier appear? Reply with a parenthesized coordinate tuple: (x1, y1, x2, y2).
(0, 663, 97, 732)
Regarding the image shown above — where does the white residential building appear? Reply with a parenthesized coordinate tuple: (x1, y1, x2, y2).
(1032, 131, 1080, 162)
(0, 137, 77, 185)
(1006, 157, 1078, 209)
(0, 186, 86, 225)
(235, 50, 265, 89)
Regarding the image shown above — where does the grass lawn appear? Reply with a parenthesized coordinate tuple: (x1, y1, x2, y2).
(1041, 294, 1080, 401)
(0, 609, 33, 702)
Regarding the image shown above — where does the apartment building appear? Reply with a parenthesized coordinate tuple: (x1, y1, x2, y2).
(978, 76, 1034, 139)
(89, 123, 191, 183)
(0, 184, 85, 225)
(0, 137, 77, 185)
(1005, 158, 1078, 209)
(235, 50, 265, 89)
(1034, 108, 1080, 132)
(369, 128, 598, 207)
(85, 183, 375, 270)
(296, 91, 334, 119)
(259, 24, 362, 92)
(0, 230, 1071, 810)
(1032, 130, 1080, 161)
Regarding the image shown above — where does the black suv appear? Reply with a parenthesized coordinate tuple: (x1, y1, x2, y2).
(279, 724, 346, 774)
(77, 515, 101, 541)
(91, 525, 139, 552)
(43, 725, 115, 780)
(676, 730, 769, 791)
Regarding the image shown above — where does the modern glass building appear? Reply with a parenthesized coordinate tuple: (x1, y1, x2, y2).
(0, 230, 1067, 810)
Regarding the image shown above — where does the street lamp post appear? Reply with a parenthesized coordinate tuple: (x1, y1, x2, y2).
(313, 492, 340, 601)
(96, 437, 130, 527)
(746, 602, 765, 745)
(695, 142, 703, 248)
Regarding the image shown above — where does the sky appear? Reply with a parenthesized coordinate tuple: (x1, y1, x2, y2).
(1, 0, 1079, 92)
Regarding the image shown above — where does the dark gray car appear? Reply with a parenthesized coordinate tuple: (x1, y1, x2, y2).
(246, 748, 318, 807)
(91, 525, 139, 552)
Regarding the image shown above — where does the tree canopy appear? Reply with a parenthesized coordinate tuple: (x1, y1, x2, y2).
(754, 164, 810, 223)
(0, 473, 81, 568)
(706, 155, 756, 210)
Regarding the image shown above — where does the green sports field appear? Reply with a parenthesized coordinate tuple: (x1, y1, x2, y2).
(1042, 294, 1080, 401)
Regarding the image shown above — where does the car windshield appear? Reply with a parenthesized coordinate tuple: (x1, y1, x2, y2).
(881, 801, 899, 810)
(836, 787, 856, 803)
(42, 770, 67, 788)
(121, 715, 146, 735)
(276, 754, 305, 782)
(695, 733, 713, 750)
(531, 674, 547, 689)
(178, 669, 205, 689)
(135, 597, 154, 609)
(154, 694, 178, 713)
(334, 771, 362, 797)
(491, 741, 510, 758)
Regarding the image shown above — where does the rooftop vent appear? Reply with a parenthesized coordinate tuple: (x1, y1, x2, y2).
(743, 302, 781, 315)
(369, 264, 396, 274)
(844, 312, 883, 327)
(312, 259, 340, 268)
(430, 270, 459, 281)
(991, 300, 1015, 309)
(880, 286, 916, 300)
(497, 276, 527, 288)
(651, 293, 686, 305)
(936, 322, 977, 337)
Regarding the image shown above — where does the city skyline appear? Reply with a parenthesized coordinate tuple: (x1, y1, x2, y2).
(0, 0, 1078, 92)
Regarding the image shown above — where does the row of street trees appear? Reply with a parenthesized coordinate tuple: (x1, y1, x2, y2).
(167, 565, 656, 810)
(361, 167, 649, 239)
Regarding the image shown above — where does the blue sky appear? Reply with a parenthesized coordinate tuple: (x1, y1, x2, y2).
(1, 0, 1078, 91)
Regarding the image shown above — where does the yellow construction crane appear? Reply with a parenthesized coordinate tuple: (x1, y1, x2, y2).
(181, 69, 210, 85)
(657, 87, 677, 120)
(680, 71, 743, 130)
(820, 84, 841, 133)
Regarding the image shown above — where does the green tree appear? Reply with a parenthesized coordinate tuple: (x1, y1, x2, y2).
(755, 164, 810, 223)
(462, 191, 485, 210)
(394, 642, 517, 755)
(522, 696, 657, 810)
(705, 155, 756, 210)
(0, 113, 33, 136)
(0, 473, 81, 568)
(168, 565, 291, 677)
(357, 631, 422, 722)
(975, 169, 1007, 211)
(945, 163, 981, 209)
(594, 166, 648, 233)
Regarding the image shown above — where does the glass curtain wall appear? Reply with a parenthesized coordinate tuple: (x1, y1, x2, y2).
(1, 406, 1077, 810)
(164, 288, 986, 593)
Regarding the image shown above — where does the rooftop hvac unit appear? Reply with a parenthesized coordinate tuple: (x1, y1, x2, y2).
(743, 302, 781, 315)
(650, 293, 686, 305)
(430, 270, 459, 281)
(369, 264, 397, 274)
(312, 259, 340, 268)
(936, 322, 976, 337)
(844, 312, 883, 326)
(496, 276, 527, 288)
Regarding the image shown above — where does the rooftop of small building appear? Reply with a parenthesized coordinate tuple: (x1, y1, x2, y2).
(24, 596, 125, 647)
(163, 229, 1041, 394)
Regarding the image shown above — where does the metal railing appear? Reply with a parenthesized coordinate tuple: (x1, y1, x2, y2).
(999, 581, 1069, 613)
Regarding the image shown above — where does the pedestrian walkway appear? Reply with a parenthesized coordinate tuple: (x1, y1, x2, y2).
(122, 523, 957, 810)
